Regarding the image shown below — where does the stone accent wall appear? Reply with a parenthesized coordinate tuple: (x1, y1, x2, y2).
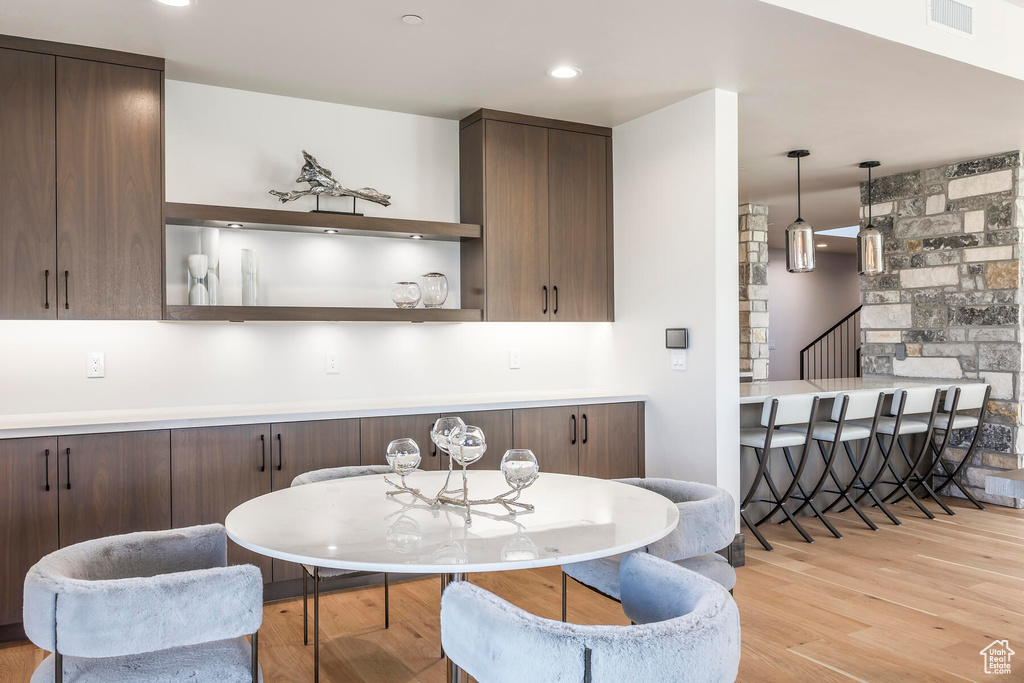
(859, 151, 1024, 508)
(739, 204, 770, 381)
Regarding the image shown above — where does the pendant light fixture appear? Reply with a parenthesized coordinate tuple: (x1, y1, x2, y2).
(785, 150, 815, 273)
(858, 161, 884, 276)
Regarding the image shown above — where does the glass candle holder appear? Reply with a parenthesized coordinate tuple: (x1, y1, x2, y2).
(420, 273, 449, 308)
(448, 424, 487, 467)
(187, 254, 210, 306)
(391, 281, 421, 309)
(431, 416, 466, 454)
(501, 449, 539, 489)
(386, 438, 421, 475)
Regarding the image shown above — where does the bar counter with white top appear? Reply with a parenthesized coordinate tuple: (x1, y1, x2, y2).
(740, 378, 957, 405)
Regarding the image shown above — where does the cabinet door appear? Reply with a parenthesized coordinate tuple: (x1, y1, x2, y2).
(0, 437, 58, 625)
(270, 419, 360, 582)
(513, 406, 579, 475)
(442, 410, 512, 472)
(579, 403, 640, 480)
(57, 431, 171, 547)
(360, 414, 441, 471)
(56, 57, 162, 320)
(0, 49, 56, 320)
(548, 130, 610, 322)
(484, 120, 550, 322)
(171, 425, 273, 582)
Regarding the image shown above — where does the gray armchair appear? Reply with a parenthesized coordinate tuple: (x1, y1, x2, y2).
(23, 524, 262, 683)
(441, 552, 741, 683)
(562, 478, 736, 619)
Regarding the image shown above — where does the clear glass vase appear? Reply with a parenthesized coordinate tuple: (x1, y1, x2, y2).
(420, 273, 449, 308)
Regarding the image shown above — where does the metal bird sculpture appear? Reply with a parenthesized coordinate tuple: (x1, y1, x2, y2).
(269, 150, 392, 207)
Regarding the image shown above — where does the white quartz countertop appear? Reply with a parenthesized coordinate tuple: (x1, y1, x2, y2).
(739, 378, 959, 404)
(0, 390, 646, 439)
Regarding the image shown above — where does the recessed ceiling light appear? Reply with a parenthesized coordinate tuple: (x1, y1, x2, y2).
(324, 229, 338, 234)
(227, 223, 243, 228)
(155, 0, 192, 6)
(410, 234, 423, 240)
(548, 66, 582, 79)
(816, 242, 828, 248)
(402, 14, 423, 25)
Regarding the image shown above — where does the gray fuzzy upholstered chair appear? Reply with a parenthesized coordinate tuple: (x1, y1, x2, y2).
(23, 524, 262, 683)
(562, 478, 736, 621)
(441, 552, 740, 683)
(290, 465, 395, 653)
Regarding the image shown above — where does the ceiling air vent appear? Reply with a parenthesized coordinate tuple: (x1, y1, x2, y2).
(927, 0, 974, 38)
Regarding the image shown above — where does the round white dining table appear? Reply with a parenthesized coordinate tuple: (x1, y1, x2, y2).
(226, 470, 680, 683)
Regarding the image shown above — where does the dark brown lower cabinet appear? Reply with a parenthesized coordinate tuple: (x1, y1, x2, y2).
(270, 419, 360, 582)
(57, 431, 171, 547)
(171, 425, 273, 582)
(360, 414, 441, 470)
(514, 403, 643, 478)
(443, 410, 512, 472)
(0, 437, 57, 625)
(513, 406, 580, 475)
(578, 403, 640, 479)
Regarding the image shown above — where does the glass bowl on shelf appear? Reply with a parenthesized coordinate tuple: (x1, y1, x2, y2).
(500, 449, 539, 489)
(391, 282, 422, 309)
(420, 273, 449, 308)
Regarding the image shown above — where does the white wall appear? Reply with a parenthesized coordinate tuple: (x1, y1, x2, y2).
(0, 81, 614, 415)
(767, 248, 861, 380)
(610, 89, 741, 511)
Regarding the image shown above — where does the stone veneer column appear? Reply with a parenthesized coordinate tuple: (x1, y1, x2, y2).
(859, 151, 1024, 508)
(739, 204, 770, 381)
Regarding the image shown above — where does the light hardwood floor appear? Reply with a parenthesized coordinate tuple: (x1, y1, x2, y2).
(1, 498, 1021, 682)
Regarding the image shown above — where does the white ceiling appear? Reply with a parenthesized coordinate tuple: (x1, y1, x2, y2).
(4, 0, 1024, 255)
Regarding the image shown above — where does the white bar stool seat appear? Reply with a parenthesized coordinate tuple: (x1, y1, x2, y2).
(782, 422, 872, 442)
(740, 428, 807, 449)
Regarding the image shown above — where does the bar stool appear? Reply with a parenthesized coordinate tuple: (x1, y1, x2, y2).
(783, 390, 890, 531)
(739, 394, 820, 551)
(908, 383, 991, 510)
(854, 387, 944, 519)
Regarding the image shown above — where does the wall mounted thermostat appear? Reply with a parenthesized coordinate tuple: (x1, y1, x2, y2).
(665, 329, 689, 349)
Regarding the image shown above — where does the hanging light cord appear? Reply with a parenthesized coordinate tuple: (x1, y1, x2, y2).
(796, 155, 802, 220)
(867, 166, 873, 226)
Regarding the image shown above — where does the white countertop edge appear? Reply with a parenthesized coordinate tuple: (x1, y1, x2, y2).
(739, 379, 960, 404)
(0, 391, 647, 439)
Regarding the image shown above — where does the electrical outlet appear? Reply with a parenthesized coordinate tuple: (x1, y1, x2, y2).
(86, 351, 105, 378)
(509, 349, 521, 369)
(326, 352, 340, 375)
(671, 349, 688, 371)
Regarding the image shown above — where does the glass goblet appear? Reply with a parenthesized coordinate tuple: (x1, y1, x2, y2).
(386, 438, 421, 475)
(500, 449, 539, 489)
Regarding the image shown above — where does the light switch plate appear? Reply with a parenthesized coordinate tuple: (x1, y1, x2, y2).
(671, 349, 688, 371)
(326, 352, 340, 375)
(86, 351, 105, 378)
(509, 349, 521, 369)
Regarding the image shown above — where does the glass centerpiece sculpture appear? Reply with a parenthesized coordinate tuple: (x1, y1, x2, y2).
(383, 422, 540, 524)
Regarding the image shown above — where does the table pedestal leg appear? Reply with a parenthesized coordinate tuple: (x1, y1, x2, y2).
(443, 572, 467, 683)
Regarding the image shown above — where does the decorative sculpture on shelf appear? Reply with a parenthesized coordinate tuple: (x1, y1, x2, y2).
(383, 420, 540, 525)
(269, 150, 391, 214)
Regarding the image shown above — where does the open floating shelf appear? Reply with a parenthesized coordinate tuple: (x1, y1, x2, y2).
(166, 202, 482, 242)
(164, 306, 484, 323)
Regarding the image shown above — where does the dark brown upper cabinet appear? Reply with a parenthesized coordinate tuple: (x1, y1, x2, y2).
(56, 57, 163, 319)
(0, 48, 56, 319)
(460, 109, 613, 322)
(0, 36, 164, 321)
